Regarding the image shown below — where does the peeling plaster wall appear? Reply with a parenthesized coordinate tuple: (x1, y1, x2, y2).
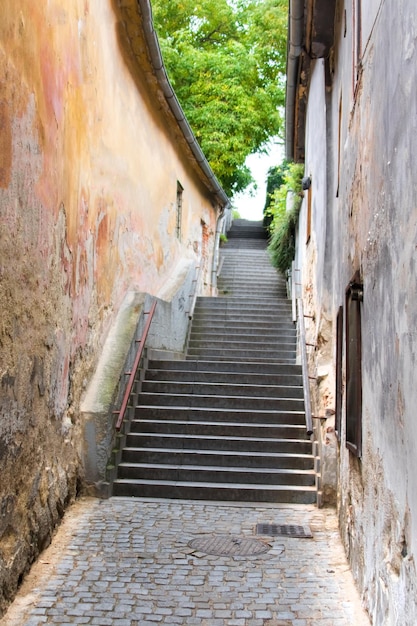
(0, 0, 220, 614)
(299, 0, 417, 623)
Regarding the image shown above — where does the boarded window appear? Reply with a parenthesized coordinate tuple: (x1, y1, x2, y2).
(176, 181, 183, 239)
(336, 94, 342, 197)
(335, 306, 343, 441)
(352, 0, 362, 95)
(345, 273, 363, 456)
(306, 187, 312, 243)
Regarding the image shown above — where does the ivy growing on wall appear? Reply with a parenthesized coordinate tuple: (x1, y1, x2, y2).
(265, 162, 304, 274)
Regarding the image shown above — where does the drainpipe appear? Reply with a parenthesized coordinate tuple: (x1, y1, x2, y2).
(285, 0, 305, 160)
(211, 205, 231, 295)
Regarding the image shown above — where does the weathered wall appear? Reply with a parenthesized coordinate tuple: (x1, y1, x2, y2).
(299, 0, 417, 623)
(295, 59, 337, 505)
(0, 0, 221, 614)
(336, 3, 417, 623)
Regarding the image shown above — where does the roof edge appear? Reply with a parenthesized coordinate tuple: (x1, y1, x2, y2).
(137, 0, 229, 209)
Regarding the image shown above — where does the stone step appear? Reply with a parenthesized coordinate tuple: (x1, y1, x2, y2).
(193, 302, 291, 312)
(192, 304, 291, 313)
(185, 355, 295, 364)
(190, 320, 296, 330)
(112, 479, 317, 503)
(190, 314, 293, 326)
(217, 271, 283, 278)
(217, 271, 283, 279)
(134, 406, 306, 425)
(144, 368, 302, 386)
(185, 348, 296, 362)
(137, 393, 304, 411)
(190, 326, 297, 346)
(147, 359, 302, 376)
(189, 322, 296, 333)
(130, 419, 307, 438)
(141, 380, 303, 399)
(187, 338, 295, 350)
(116, 463, 316, 486)
(217, 287, 287, 295)
(194, 296, 291, 307)
(125, 432, 312, 454)
(218, 272, 280, 279)
(120, 447, 314, 470)
(217, 288, 287, 297)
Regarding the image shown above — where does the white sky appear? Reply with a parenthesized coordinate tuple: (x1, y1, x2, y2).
(232, 139, 284, 221)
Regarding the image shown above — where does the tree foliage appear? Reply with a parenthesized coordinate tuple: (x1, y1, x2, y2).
(151, 0, 288, 197)
(263, 159, 290, 230)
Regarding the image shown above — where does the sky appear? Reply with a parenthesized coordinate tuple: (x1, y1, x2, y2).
(232, 139, 284, 221)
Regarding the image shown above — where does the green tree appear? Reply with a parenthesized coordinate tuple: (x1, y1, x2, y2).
(151, 0, 287, 197)
(263, 159, 289, 230)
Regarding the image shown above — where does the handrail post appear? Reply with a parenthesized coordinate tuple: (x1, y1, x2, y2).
(297, 297, 313, 436)
(291, 261, 297, 323)
(114, 299, 157, 431)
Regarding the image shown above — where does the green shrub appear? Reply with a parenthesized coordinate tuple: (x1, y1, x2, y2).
(266, 162, 304, 274)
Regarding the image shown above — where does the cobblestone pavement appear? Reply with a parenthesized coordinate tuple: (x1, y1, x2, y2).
(2, 497, 370, 626)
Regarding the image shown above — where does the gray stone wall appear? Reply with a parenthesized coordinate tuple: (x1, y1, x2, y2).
(298, 1, 417, 623)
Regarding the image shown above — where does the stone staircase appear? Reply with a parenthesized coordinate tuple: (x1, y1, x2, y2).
(112, 219, 317, 503)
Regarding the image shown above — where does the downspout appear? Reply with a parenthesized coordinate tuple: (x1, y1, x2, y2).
(138, 0, 229, 210)
(285, 0, 305, 160)
(211, 206, 230, 295)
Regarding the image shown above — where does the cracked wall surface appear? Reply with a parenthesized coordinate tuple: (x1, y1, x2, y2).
(0, 0, 220, 615)
(296, 1, 417, 623)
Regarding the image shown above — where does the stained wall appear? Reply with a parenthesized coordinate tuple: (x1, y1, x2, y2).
(297, 1, 417, 623)
(0, 0, 221, 613)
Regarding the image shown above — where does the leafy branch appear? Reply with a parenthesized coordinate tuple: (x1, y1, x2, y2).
(266, 162, 304, 274)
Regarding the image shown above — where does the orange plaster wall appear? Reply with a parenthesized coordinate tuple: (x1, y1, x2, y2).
(0, 0, 219, 613)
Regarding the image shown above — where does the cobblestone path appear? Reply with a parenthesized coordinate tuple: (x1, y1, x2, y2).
(2, 497, 370, 626)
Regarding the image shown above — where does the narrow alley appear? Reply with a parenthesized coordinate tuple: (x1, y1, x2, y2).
(2, 2, 417, 624)
(2, 221, 370, 626)
(2, 497, 369, 626)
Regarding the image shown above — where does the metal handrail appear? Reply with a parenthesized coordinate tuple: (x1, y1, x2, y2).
(297, 296, 313, 436)
(114, 299, 157, 431)
(217, 254, 225, 279)
(291, 261, 297, 323)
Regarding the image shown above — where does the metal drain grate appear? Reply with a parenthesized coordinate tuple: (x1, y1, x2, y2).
(189, 535, 271, 556)
(256, 524, 313, 538)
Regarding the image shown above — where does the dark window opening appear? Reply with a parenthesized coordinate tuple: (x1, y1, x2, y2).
(352, 0, 362, 95)
(176, 181, 183, 239)
(345, 272, 363, 456)
(306, 187, 312, 243)
(335, 306, 343, 441)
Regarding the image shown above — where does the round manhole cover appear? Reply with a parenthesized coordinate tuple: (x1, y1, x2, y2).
(188, 536, 271, 557)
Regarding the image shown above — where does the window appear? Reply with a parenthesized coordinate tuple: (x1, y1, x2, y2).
(352, 0, 362, 94)
(302, 175, 312, 243)
(306, 185, 312, 243)
(176, 181, 183, 239)
(336, 94, 342, 197)
(345, 272, 363, 456)
(335, 306, 343, 441)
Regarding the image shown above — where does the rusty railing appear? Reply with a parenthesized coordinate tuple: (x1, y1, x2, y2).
(114, 299, 157, 431)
